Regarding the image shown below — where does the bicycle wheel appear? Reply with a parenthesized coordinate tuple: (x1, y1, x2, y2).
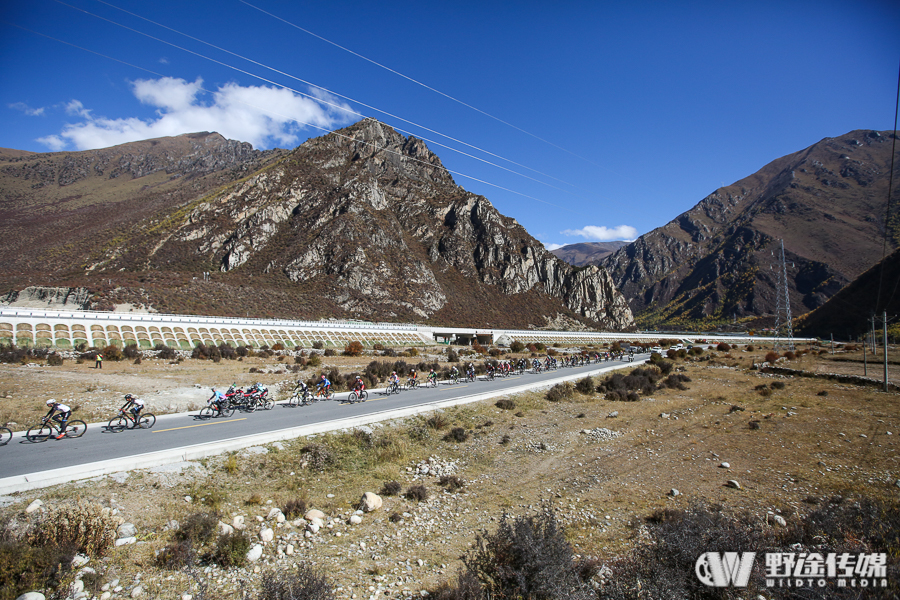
(108, 416, 128, 433)
(221, 404, 236, 418)
(348, 392, 358, 403)
(199, 406, 214, 419)
(263, 400, 274, 410)
(138, 413, 156, 429)
(26, 423, 52, 443)
(325, 390, 334, 400)
(65, 420, 87, 438)
(0, 427, 11, 446)
(289, 394, 300, 407)
(360, 390, 368, 402)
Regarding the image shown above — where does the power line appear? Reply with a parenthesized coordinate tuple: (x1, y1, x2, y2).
(876, 58, 900, 314)
(7, 21, 575, 211)
(238, 0, 601, 169)
(81, 0, 582, 196)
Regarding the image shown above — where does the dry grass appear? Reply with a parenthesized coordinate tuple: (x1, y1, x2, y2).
(1, 347, 898, 598)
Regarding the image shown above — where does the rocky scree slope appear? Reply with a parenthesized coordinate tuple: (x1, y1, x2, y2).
(602, 130, 899, 328)
(127, 120, 633, 329)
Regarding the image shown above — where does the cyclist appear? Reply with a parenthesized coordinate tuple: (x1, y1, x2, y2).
(44, 399, 72, 440)
(408, 369, 418, 388)
(120, 393, 144, 420)
(389, 371, 400, 386)
(352, 376, 366, 394)
(208, 388, 227, 413)
(317, 374, 332, 397)
(428, 369, 438, 386)
(294, 379, 309, 395)
(448, 365, 459, 382)
(466, 363, 475, 381)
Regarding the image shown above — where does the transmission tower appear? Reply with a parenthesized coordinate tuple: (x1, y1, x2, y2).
(773, 239, 795, 352)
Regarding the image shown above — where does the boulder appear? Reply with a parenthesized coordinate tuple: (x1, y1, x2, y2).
(360, 492, 382, 512)
(232, 516, 245, 530)
(15, 594, 45, 600)
(246, 544, 263, 562)
(349, 515, 363, 525)
(260, 528, 274, 543)
(117, 523, 136, 538)
(218, 521, 234, 535)
(725, 480, 742, 489)
(25, 499, 43, 514)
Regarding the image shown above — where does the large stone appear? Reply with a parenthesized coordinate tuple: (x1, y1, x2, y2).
(307, 522, 320, 534)
(115, 537, 136, 547)
(232, 516, 245, 530)
(266, 508, 283, 521)
(725, 480, 742, 489)
(260, 528, 274, 543)
(360, 492, 382, 512)
(349, 515, 363, 525)
(117, 523, 136, 538)
(246, 544, 263, 562)
(16, 593, 46, 600)
(25, 499, 43, 514)
(218, 521, 234, 535)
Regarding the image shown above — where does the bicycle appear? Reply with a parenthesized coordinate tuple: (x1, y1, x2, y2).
(108, 409, 156, 432)
(447, 374, 459, 385)
(347, 389, 368, 403)
(404, 379, 419, 391)
(288, 388, 313, 407)
(26, 416, 87, 442)
(0, 426, 11, 446)
(199, 401, 235, 419)
(427, 377, 438, 388)
(385, 381, 400, 395)
(315, 387, 335, 401)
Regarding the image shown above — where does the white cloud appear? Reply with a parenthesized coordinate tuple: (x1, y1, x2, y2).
(40, 77, 355, 151)
(9, 102, 45, 116)
(543, 242, 564, 251)
(561, 225, 638, 242)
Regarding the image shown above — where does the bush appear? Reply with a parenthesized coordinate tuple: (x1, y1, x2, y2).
(784, 351, 797, 360)
(405, 485, 429, 502)
(312, 341, 324, 350)
(545, 382, 575, 402)
(380, 481, 402, 496)
(256, 564, 335, 600)
(28, 501, 117, 558)
(447, 348, 459, 362)
(324, 349, 336, 357)
(155, 343, 178, 360)
(495, 398, 516, 411)
(426, 413, 450, 430)
(439, 476, 465, 492)
(471, 342, 486, 354)
(765, 351, 779, 363)
(444, 427, 469, 443)
(716, 342, 731, 351)
(122, 343, 140, 359)
(101, 344, 123, 361)
(459, 509, 593, 600)
(301, 443, 332, 472)
(282, 498, 308, 520)
(659, 374, 690, 390)
(307, 354, 322, 368)
(210, 531, 250, 568)
(771, 381, 785, 390)
(0, 531, 76, 599)
(343, 341, 363, 356)
(173, 512, 219, 546)
(575, 376, 595, 394)
(509, 341, 525, 353)
(47, 352, 64, 366)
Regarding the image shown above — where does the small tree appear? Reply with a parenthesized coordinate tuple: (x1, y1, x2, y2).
(343, 341, 363, 356)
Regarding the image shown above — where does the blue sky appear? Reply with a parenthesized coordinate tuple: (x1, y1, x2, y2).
(2, 0, 898, 249)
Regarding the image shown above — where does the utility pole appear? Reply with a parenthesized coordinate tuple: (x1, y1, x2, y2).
(872, 316, 878, 355)
(864, 339, 867, 377)
(774, 240, 795, 352)
(885, 311, 890, 393)
(830, 334, 834, 355)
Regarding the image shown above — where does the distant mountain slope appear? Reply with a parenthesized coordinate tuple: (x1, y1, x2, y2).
(601, 130, 898, 328)
(0, 122, 634, 330)
(551, 241, 628, 266)
(795, 249, 900, 340)
(0, 132, 285, 285)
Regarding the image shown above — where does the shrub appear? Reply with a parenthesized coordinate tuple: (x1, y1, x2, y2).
(659, 374, 691, 390)
(406, 347, 419, 357)
(155, 343, 177, 360)
(301, 443, 332, 471)
(439, 476, 465, 492)
(343, 341, 363, 356)
(447, 348, 459, 362)
(746, 344, 755, 351)
(495, 398, 516, 411)
(471, 342, 486, 354)
(426, 413, 450, 430)
(29, 501, 117, 558)
(666, 349, 677, 360)
(122, 344, 140, 359)
(430, 571, 485, 600)
(765, 351, 779, 363)
(380, 481, 402, 496)
(256, 564, 335, 600)
(156, 539, 195, 569)
(771, 381, 785, 390)
(101, 344, 123, 361)
(574, 376, 595, 394)
(545, 382, 575, 402)
(0, 532, 76, 599)
(307, 354, 322, 368)
(716, 342, 731, 351)
(312, 341, 324, 350)
(282, 498, 308, 520)
(460, 509, 593, 600)
(509, 341, 525, 353)
(210, 531, 250, 568)
(405, 485, 429, 502)
(444, 427, 469, 443)
(173, 512, 218, 546)
(47, 352, 64, 366)
(784, 351, 797, 360)
(324, 349, 336, 357)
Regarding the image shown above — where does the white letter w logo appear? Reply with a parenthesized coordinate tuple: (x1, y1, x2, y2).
(695, 552, 756, 587)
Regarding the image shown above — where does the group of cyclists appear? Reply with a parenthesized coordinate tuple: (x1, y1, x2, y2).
(24, 348, 641, 437)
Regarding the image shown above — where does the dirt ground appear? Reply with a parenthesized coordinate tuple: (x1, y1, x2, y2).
(1, 344, 899, 599)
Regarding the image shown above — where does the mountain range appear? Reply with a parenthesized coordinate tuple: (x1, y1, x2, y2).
(596, 130, 898, 329)
(0, 121, 634, 331)
(550, 241, 628, 266)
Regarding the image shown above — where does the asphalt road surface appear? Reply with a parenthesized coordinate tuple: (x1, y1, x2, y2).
(0, 356, 644, 481)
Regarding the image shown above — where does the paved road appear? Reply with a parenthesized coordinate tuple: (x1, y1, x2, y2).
(0, 356, 644, 484)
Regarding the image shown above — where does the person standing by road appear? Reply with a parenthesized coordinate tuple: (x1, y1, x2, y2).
(95, 352, 103, 369)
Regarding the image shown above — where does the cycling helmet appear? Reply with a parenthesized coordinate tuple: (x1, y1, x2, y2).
(46, 399, 54, 406)
(125, 393, 133, 399)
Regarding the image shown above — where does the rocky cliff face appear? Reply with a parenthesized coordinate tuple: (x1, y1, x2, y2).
(144, 120, 634, 329)
(602, 130, 897, 327)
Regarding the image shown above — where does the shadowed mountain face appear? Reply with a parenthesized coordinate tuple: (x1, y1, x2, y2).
(551, 242, 629, 266)
(0, 121, 634, 330)
(601, 130, 899, 328)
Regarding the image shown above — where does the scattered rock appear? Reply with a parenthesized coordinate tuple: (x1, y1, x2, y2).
(25, 499, 43, 514)
(719, 462, 730, 469)
(286, 544, 294, 555)
(72, 554, 90, 568)
(117, 523, 136, 538)
(581, 428, 623, 442)
(725, 480, 741, 490)
(246, 544, 263, 562)
(668, 489, 680, 497)
(218, 521, 234, 535)
(115, 537, 136, 547)
(17, 593, 46, 600)
(260, 528, 274, 543)
(349, 515, 363, 525)
(607, 411, 618, 418)
(773, 515, 787, 527)
(130, 586, 143, 598)
(232, 515, 245, 530)
(360, 492, 382, 512)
